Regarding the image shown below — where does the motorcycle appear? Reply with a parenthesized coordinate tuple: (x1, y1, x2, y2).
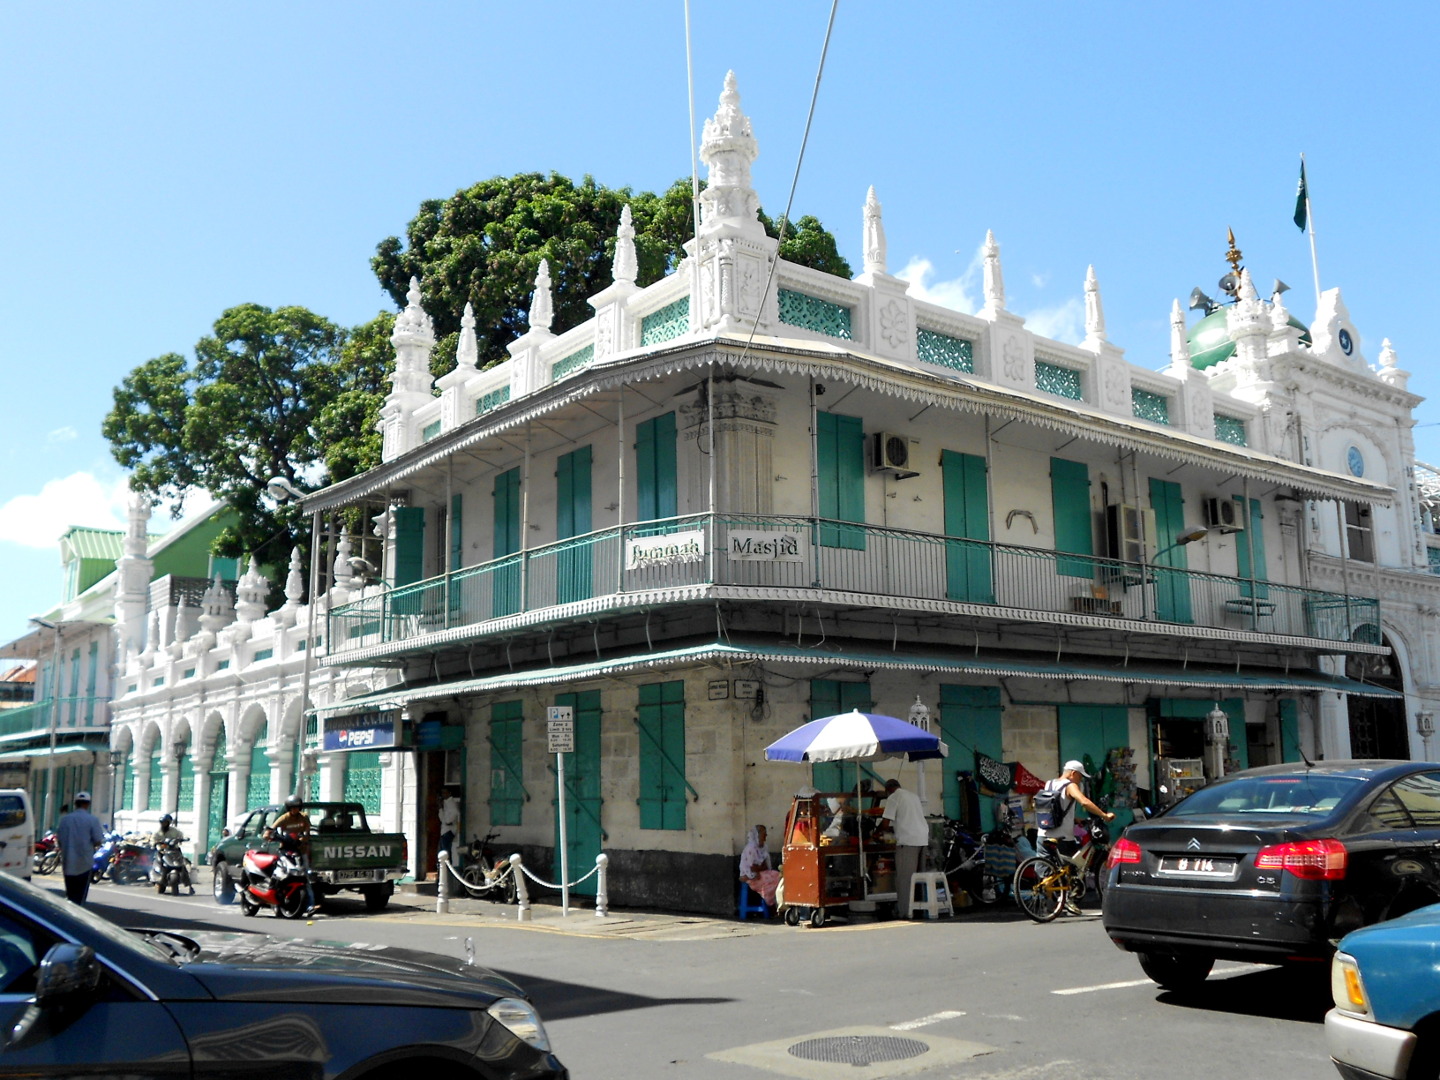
(31, 831, 59, 876)
(457, 832, 517, 904)
(238, 832, 310, 919)
(151, 840, 194, 895)
(109, 837, 155, 886)
(90, 830, 124, 882)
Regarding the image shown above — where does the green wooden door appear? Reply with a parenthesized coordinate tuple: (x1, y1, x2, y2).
(1058, 704, 1135, 831)
(1279, 699, 1301, 762)
(553, 691, 602, 897)
(1051, 458, 1095, 578)
(942, 450, 993, 602)
(816, 412, 866, 549)
(809, 679, 873, 792)
(637, 681, 686, 830)
(939, 685, 1002, 829)
(1148, 477, 1193, 623)
(488, 701, 524, 826)
(556, 446, 593, 604)
(493, 467, 522, 617)
(205, 730, 228, 853)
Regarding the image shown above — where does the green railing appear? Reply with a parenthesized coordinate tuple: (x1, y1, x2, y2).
(328, 514, 1379, 656)
(0, 696, 110, 740)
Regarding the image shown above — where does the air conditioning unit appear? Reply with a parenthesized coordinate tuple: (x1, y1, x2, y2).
(1203, 497, 1244, 533)
(873, 432, 919, 478)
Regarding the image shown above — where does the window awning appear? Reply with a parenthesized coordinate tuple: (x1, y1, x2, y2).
(0, 743, 111, 762)
(313, 641, 1400, 716)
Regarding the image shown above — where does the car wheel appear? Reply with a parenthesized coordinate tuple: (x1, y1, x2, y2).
(212, 864, 236, 905)
(363, 883, 394, 912)
(239, 890, 259, 917)
(1137, 951, 1214, 990)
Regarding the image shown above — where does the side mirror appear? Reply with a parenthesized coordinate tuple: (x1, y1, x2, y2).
(35, 944, 102, 1005)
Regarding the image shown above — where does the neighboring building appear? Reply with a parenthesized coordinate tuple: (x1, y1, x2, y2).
(0, 663, 35, 705)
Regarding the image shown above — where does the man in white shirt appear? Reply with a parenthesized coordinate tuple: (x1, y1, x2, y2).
(881, 779, 929, 917)
(438, 788, 461, 865)
(56, 792, 104, 905)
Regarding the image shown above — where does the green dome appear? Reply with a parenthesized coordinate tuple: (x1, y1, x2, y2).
(1186, 307, 1312, 370)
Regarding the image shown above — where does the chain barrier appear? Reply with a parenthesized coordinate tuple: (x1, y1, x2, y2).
(435, 850, 609, 919)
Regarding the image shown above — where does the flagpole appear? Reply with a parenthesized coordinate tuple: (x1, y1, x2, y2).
(1302, 153, 1321, 312)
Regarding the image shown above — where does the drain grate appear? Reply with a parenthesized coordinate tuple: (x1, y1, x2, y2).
(787, 1035, 929, 1066)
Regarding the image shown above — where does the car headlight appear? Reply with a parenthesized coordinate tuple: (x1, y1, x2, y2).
(1330, 951, 1370, 1017)
(487, 997, 552, 1053)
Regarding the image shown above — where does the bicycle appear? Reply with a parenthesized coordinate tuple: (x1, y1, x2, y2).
(941, 820, 1018, 906)
(456, 832, 518, 903)
(1013, 818, 1111, 923)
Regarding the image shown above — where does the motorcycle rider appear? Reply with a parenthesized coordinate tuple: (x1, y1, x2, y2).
(148, 814, 195, 894)
(270, 795, 317, 915)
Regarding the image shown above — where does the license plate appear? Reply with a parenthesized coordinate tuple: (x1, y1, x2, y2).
(334, 870, 380, 883)
(1159, 855, 1236, 877)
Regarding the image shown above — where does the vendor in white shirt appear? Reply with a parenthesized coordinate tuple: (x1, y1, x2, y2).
(880, 779, 928, 915)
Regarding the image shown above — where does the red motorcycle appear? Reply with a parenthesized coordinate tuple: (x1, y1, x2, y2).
(238, 831, 310, 919)
(31, 831, 59, 876)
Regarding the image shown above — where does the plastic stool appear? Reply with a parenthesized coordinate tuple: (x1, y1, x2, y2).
(908, 872, 953, 919)
(738, 881, 770, 920)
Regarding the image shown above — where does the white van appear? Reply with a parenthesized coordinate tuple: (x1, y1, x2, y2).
(0, 790, 34, 881)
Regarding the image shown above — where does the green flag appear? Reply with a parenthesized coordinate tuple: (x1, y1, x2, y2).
(1293, 160, 1308, 231)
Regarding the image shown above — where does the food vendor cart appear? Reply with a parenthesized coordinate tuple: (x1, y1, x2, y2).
(764, 709, 947, 928)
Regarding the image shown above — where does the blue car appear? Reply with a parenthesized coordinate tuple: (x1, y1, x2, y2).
(1326, 902, 1440, 1079)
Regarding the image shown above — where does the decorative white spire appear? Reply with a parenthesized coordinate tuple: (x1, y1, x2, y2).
(982, 230, 1005, 312)
(386, 276, 436, 400)
(198, 574, 235, 634)
(455, 302, 478, 371)
(273, 547, 305, 628)
(124, 491, 151, 557)
(1083, 265, 1106, 344)
(1379, 337, 1398, 370)
(530, 260, 554, 332)
(1237, 268, 1258, 302)
(332, 534, 357, 590)
(172, 598, 195, 645)
(698, 71, 764, 242)
(1270, 288, 1292, 332)
(613, 205, 638, 285)
(234, 556, 269, 623)
(392, 277, 435, 343)
(862, 186, 887, 275)
(1169, 298, 1191, 367)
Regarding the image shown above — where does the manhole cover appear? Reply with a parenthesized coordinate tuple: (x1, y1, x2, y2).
(787, 1035, 929, 1066)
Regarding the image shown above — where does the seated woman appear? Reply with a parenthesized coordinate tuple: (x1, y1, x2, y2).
(739, 825, 781, 909)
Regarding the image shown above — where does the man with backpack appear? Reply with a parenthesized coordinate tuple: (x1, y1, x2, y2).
(1034, 761, 1115, 915)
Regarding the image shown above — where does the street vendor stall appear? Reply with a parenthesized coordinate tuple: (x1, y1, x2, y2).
(765, 709, 947, 927)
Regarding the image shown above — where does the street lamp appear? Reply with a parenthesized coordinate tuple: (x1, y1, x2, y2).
(28, 617, 60, 827)
(1205, 705, 1230, 781)
(1154, 525, 1210, 560)
(908, 695, 932, 813)
(108, 748, 125, 827)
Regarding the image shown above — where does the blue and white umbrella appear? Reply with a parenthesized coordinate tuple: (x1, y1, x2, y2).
(764, 709, 948, 764)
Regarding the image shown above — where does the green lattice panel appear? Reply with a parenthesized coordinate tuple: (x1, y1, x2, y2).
(177, 759, 194, 812)
(778, 289, 852, 339)
(122, 763, 135, 810)
(476, 384, 511, 416)
(246, 742, 270, 808)
(916, 329, 973, 372)
(551, 344, 594, 382)
(640, 296, 690, 346)
(1429, 546, 1440, 574)
(343, 752, 383, 816)
(147, 751, 163, 809)
(206, 731, 229, 852)
(1132, 387, 1171, 425)
(421, 420, 441, 442)
(1036, 361, 1083, 400)
(1214, 414, 1247, 446)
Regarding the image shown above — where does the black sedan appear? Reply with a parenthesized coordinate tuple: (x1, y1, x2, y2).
(0, 873, 568, 1078)
(1102, 760, 1440, 990)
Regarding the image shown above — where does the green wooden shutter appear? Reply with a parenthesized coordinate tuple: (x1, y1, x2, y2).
(557, 445, 593, 604)
(635, 413, 677, 522)
(1058, 703, 1134, 829)
(637, 681, 687, 830)
(449, 493, 464, 571)
(148, 743, 164, 809)
(493, 467, 521, 617)
(817, 412, 866, 549)
(1234, 497, 1270, 599)
(553, 690, 603, 897)
(393, 507, 426, 587)
(246, 728, 270, 808)
(1050, 458, 1095, 578)
(122, 753, 135, 810)
(942, 449, 994, 602)
(938, 685, 1003, 827)
(808, 679, 873, 791)
(1278, 699, 1301, 762)
(489, 700, 524, 826)
(1148, 477, 1193, 623)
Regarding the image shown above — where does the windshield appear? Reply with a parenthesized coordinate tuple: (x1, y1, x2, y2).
(1167, 774, 1365, 817)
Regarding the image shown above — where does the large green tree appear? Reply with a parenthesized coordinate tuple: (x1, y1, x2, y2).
(372, 173, 851, 372)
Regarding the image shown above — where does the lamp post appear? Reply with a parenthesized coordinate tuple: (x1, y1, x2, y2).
(28, 617, 61, 828)
(908, 695, 931, 813)
(1205, 705, 1230, 782)
(172, 736, 187, 819)
(1417, 712, 1434, 761)
(109, 749, 125, 828)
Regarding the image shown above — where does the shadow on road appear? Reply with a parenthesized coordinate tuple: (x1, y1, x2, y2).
(1158, 964, 1332, 1023)
(492, 969, 730, 1022)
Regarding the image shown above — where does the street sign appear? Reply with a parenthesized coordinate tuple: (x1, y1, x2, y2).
(547, 706, 573, 724)
(548, 728, 575, 753)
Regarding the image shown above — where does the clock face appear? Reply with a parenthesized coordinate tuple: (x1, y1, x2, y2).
(1339, 328, 1354, 356)
(1348, 445, 1365, 477)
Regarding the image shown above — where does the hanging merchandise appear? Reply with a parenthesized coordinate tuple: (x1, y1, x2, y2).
(1105, 746, 1138, 809)
(1012, 762, 1044, 795)
(973, 752, 1015, 796)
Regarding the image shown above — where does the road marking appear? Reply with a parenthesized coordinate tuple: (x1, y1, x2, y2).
(891, 1009, 967, 1030)
(1054, 962, 1275, 995)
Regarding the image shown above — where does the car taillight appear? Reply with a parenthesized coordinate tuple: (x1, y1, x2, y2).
(401, 838, 409, 866)
(1107, 837, 1141, 868)
(1254, 838, 1347, 880)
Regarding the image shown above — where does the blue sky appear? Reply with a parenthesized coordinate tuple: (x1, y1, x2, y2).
(3, 2, 1438, 647)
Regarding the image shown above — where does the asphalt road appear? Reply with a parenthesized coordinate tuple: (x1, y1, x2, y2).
(46, 877, 1338, 1080)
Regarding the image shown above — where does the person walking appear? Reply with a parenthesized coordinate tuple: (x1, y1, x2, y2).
(56, 792, 105, 905)
(880, 779, 929, 917)
(438, 788, 460, 865)
(1035, 760, 1115, 915)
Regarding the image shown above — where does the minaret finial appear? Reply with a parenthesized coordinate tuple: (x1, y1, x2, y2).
(613, 205, 638, 285)
(1083, 265, 1106, 343)
(1169, 298, 1191, 367)
(698, 71, 763, 242)
(1224, 228, 1243, 276)
(862, 186, 886, 275)
(455, 302, 478, 371)
(982, 230, 1005, 312)
(530, 260, 553, 332)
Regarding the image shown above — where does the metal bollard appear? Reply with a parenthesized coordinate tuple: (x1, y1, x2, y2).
(437, 851, 450, 915)
(511, 853, 531, 922)
(594, 853, 609, 918)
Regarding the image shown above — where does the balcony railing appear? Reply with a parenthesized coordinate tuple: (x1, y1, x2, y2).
(327, 514, 1380, 657)
(0, 697, 110, 740)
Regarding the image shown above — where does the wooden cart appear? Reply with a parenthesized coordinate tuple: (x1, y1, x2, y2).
(779, 791, 897, 927)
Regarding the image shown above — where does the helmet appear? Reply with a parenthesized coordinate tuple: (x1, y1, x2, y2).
(159, 814, 173, 826)
(284, 795, 302, 810)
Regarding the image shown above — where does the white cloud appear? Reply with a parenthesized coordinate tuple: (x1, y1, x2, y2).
(0, 473, 133, 549)
(46, 427, 77, 444)
(896, 245, 984, 315)
(1030, 272, 1049, 289)
(1021, 297, 1086, 345)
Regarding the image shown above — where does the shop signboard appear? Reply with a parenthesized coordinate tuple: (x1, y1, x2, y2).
(625, 531, 704, 570)
(323, 710, 402, 753)
(727, 529, 807, 562)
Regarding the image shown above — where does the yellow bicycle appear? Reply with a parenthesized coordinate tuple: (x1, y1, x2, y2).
(1013, 819, 1110, 923)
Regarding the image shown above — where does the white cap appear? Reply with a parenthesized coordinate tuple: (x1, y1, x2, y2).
(74, 791, 92, 802)
(1062, 761, 1090, 778)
